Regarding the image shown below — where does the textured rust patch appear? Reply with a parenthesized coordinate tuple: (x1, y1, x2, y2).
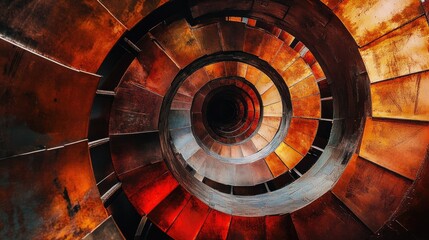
(196, 209, 232, 240)
(265, 152, 289, 177)
(289, 75, 319, 100)
(282, 58, 312, 87)
(292, 95, 321, 118)
(275, 142, 303, 169)
(284, 118, 318, 156)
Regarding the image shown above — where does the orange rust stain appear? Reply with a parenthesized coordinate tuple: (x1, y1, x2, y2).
(292, 95, 321, 118)
(334, 0, 423, 47)
(289, 75, 319, 100)
(359, 16, 429, 83)
(270, 44, 300, 74)
(371, 71, 429, 121)
(359, 117, 429, 180)
(282, 58, 312, 87)
(284, 118, 318, 156)
(265, 152, 289, 177)
(259, 33, 284, 63)
(311, 62, 325, 80)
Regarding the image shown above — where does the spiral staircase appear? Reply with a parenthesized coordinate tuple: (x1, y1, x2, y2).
(1, 0, 429, 239)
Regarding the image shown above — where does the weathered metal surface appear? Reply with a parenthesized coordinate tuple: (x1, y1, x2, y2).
(266, 214, 298, 240)
(360, 16, 429, 83)
(284, 118, 318, 156)
(0, 0, 125, 72)
(204, 62, 226, 79)
(110, 84, 163, 134)
(320, 0, 341, 10)
(282, 58, 312, 87)
(99, 0, 169, 29)
(219, 21, 245, 51)
(270, 44, 300, 74)
(83, 216, 125, 240)
(292, 95, 321, 118)
(110, 132, 163, 176)
(244, 26, 265, 56)
(275, 142, 303, 169)
(371, 71, 429, 121)
(359, 118, 429, 180)
(258, 33, 284, 63)
(167, 197, 210, 240)
(0, 142, 106, 239)
(227, 216, 265, 240)
(278, 30, 295, 46)
(192, 23, 223, 55)
(289, 75, 319, 100)
(334, 0, 423, 47)
(131, 172, 179, 215)
(291, 192, 371, 240)
(132, 35, 180, 95)
(224, 61, 238, 76)
(255, 73, 274, 95)
(0, 40, 99, 158)
(261, 85, 281, 106)
(265, 152, 289, 177)
(151, 19, 203, 68)
(148, 187, 191, 232)
(332, 155, 412, 232)
(310, 62, 325, 80)
(237, 62, 248, 78)
(245, 65, 262, 85)
(196, 209, 232, 240)
(168, 110, 191, 129)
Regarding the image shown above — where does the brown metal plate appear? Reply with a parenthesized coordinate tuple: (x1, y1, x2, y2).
(292, 95, 321, 118)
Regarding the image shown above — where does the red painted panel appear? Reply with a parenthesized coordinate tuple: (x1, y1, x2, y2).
(266, 214, 298, 240)
(197, 209, 232, 240)
(148, 187, 192, 232)
(120, 162, 168, 197)
(167, 197, 210, 240)
(227, 216, 265, 240)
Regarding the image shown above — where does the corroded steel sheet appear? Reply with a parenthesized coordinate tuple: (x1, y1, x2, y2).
(151, 19, 203, 68)
(0, 142, 106, 239)
(360, 17, 429, 83)
(310, 62, 325, 80)
(289, 75, 319, 100)
(333, 155, 412, 232)
(371, 71, 429, 121)
(270, 44, 300, 74)
(334, 0, 423, 46)
(282, 58, 312, 87)
(292, 95, 321, 118)
(99, 0, 168, 29)
(0, 40, 99, 158)
(0, 0, 125, 72)
(196, 209, 232, 240)
(359, 118, 429, 180)
(292, 192, 371, 240)
(192, 23, 223, 55)
(204, 62, 226, 79)
(219, 21, 245, 51)
(258, 33, 284, 63)
(243, 26, 265, 56)
(167, 197, 210, 240)
(284, 118, 318, 156)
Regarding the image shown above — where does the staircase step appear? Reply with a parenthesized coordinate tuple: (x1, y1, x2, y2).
(270, 44, 299, 74)
(168, 110, 191, 130)
(265, 152, 289, 177)
(148, 187, 192, 232)
(261, 85, 281, 106)
(167, 197, 210, 240)
(219, 21, 245, 51)
(284, 118, 318, 156)
(227, 216, 265, 240)
(274, 142, 303, 169)
(289, 75, 319, 100)
(263, 102, 283, 117)
(204, 62, 227, 79)
(258, 123, 278, 142)
(196, 210, 232, 240)
(170, 127, 194, 150)
(266, 214, 298, 240)
(292, 94, 321, 118)
(244, 26, 265, 55)
(121, 162, 168, 197)
(254, 73, 274, 95)
(251, 133, 269, 151)
(192, 23, 223, 55)
(258, 32, 284, 63)
(245, 65, 262, 85)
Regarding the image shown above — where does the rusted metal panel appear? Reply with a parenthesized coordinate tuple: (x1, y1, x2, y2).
(219, 21, 245, 51)
(360, 16, 429, 83)
(289, 75, 319, 100)
(292, 95, 321, 118)
(371, 71, 429, 121)
(275, 142, 303, 169)
(334, 0, 423, 47)
(270, 44, 300, 74)
(332, 155, 412, 232)
(282, 58, 312, 87)
(284, 118, 318, 156)
(193, 23, 223, 55)
(0, 0, 125, 72)
(310, 62, 325, 80)
(148, 187, 192, 232)
(167, 197, 210, 240)
(131, 172, 179, 215)
(245, 65, 262, 85)
(252, 0, 289, 20)
(196, 209, 232, 240)
(0, 142, 106, 239)
(266, 214, 298, 240)
(320, 0, 342, 10)
(151, 19, 203, 68)
(278, 31, 295, 46)
(291, 192, 371, 240)
(110, 132, 163, 176)
(258, 33, 284, 63)
(0, 40, 99, 158)
(265, 152, 288, 177)
(83, 216, 125, 240)
(99, 0, 169, 29)
(244, 26, 265, 56)
(121, 162, 168, 196)
(110, 84, 163, 134)
(134, 35, 180, 95)
(224, 61, 238, 76)
(227, 216, 265, 240)
(359, 118, 429, 180)
(204, 62, 226, 79)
